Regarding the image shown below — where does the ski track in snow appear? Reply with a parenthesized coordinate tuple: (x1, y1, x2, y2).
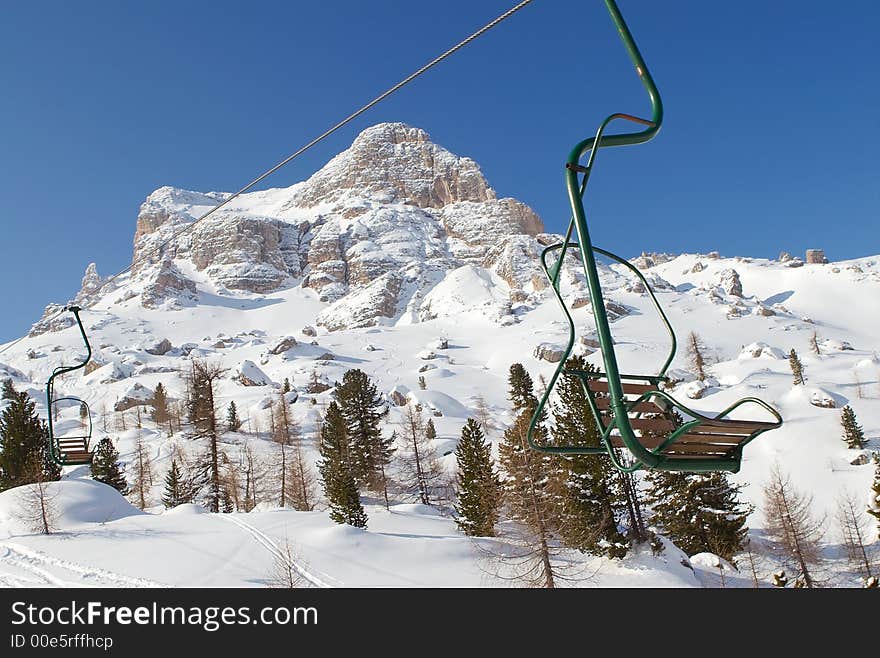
(0, 542, 166, 588)
(217, 515, 335, 588)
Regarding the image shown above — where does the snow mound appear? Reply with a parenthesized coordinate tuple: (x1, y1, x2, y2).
(0, 480, 143, 534)
(738, 342, 785, 360)
(406, 390, 471, 418)
(419, 265, 511, 323)
(164, 503, 209, 516)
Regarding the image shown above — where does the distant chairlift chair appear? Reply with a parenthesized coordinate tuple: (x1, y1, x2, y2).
(526, 0, 782, 473)
(45, 306, 94, 465)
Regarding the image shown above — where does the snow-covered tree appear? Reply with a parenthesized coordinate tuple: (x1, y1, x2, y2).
(150, 382, 170, 426)
(646, 471, 751, 561)
(788, 348, 805, 385)
(334, 369, 385, 488)
(552, 357, 627, 557)
(840, 405, 866, 450)
(454, 419, 500, 537)
(225, 401, 242, 433)
(763, 465, 824, 588)
(90, 437, 127, 493)
(0, 391, 60, 491)
(318, 402, 367, 528)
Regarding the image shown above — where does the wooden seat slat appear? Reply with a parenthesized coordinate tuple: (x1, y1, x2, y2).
(586, 380, 657, 395)
(594, 397, 664, 413)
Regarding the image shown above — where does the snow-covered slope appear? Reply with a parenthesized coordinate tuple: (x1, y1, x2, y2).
(1, 124, 878, 588)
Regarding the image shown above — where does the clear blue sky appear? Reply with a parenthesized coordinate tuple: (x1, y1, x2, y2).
(1, 0, 877, 343)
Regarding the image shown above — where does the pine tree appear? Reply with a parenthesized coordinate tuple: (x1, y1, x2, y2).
(498, 363, 563, 587)
(186, 360, 226, 512)
(868, 455, 880, 538)
(225, 401, 242, 432)
(840, 405, 866, 449)
(150, 382, 170, 426)
(162, 459, 187, 508)
(836, 491, 875, 580)
(0, 391, 60, 491)
(809, 331, 820, 355)
(508, 363, 537, 413)
(399, 403, 446, 506)
(645, 471, 751, 561)
(373, 430, 397, 510)
(763, 465, 825, 588)
(551, 357, 628, 557)
(334, 369, 385, 488)
(454, 419, 501, 536)
(686, 331, 707, 381)
(89, 438, 127, 493)
(272, 392, 296, 507)
(129, 436, 154, 510)
(1, 378, 16, 400)
(282, 378, 292, 394)
(317, 402, 367, 527)
(425, 418, 437, 441)
(418, 376, 427, 390)
(789, 348, 805, 385)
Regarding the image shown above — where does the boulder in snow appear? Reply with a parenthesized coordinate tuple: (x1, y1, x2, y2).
(534, 343, 566, 363)
(145, 338, 173, 355)
(114, 383, 154, 412)
(268, 336, 298, 355)
(234, 360, 273, 387)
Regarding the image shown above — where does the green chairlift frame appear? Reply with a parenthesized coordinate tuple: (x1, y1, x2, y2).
(45, 306, 94, 466)
(527, 0, 782, 473)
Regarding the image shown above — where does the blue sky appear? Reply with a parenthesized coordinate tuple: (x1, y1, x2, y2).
(1, 0, 877, 343)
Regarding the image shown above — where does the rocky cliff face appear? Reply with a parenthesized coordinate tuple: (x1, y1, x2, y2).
(91, 122, 564, 330)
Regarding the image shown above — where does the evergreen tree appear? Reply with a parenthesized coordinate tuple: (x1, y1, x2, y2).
(89, 438, 127, 493)
(840, 405, 866, 449)
(454, 419, 501, 536)
(0, 391, 60, 491)
(282, 378, 292, 394)
(1, 378, 16, 401)
(150, 382, 170, 426)
(789, 348, 805, 385)
(373, 430, 396, 510)
(869, 455, 880, 538)
(686, 331, 707, 381)
(185, 360, 225, 512)
(334, 369, 385, 488)
(317, 402, 367, 528)
(508, 363, 538, 412)
(645, 471, 751, 561)
(809, 331, 820, 355)
(162, 459, 187, 508)
(551, 357, 627, 557)
(425, 418, 437, 441)
(763, 465, 825, 588)
(498, 363, 562, 587)
(399, 403, 446, 506)
(225, 401, 242, 433)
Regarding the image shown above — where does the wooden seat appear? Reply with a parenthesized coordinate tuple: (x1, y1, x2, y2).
(583, 375, 776, 461)
(56, 437, 93, 464)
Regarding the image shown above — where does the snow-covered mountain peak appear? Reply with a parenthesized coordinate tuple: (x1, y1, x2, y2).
(290, 122, 497, 210)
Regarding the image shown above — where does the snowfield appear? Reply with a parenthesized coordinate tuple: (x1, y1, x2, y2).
(1, 250, 877, 588)
(0, 124, 877, 588)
